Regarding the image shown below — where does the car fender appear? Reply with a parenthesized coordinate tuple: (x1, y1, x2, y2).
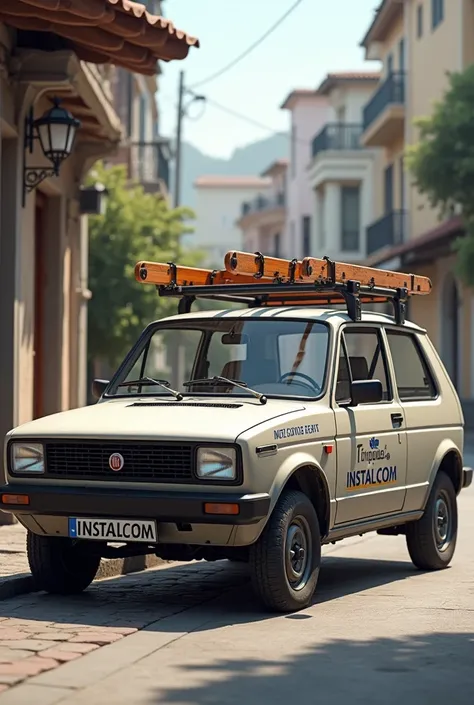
(266, 450, 331, 519)
(423, 438, 463, 507)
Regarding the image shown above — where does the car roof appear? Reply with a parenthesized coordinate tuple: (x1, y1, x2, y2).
(154, 306, 426, 332)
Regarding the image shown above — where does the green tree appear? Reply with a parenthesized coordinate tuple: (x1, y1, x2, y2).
(86, 162, 196, 371)
(405, 63, 474, 284)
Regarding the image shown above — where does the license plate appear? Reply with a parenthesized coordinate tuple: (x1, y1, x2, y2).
(68, 517, 157, 543)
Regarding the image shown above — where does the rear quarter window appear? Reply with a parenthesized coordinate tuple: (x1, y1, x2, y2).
(386, 330, 437, 401)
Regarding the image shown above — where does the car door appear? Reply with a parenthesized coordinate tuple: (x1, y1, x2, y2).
(384, 328, 446, 513)
(333, 325, 408, 525)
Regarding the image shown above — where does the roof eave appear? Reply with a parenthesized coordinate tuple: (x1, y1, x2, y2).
(360, 0, 404, 51)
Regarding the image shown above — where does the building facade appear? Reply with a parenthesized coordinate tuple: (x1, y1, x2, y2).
(191, 176, 272, 267)
(109, 64, 170, 198)
(236, 160, 287, 256)
(360, 0, 474, 411)
(0, 0, 197, 523)
(280, 89, 330, 259)
(307, 72, 381, 262)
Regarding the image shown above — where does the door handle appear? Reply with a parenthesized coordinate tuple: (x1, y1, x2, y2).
(391, 413, 403, 428)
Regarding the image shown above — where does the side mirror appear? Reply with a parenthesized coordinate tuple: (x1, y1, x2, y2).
(92, 379, 109, 400)
(350, 380, 383, 406)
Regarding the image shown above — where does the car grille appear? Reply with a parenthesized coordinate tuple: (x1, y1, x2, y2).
(44, 442, 194, 483)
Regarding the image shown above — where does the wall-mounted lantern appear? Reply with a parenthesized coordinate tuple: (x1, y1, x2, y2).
(79, 183, 108, 216)
(23, 97, 81, 207)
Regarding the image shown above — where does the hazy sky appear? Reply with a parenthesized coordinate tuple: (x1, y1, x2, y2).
(159, 0, 381, 158)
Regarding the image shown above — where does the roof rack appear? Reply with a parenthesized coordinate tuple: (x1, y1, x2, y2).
(134, 250, 432, 325)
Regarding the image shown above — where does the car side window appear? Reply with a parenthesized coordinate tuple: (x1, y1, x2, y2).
(336, 327, 391, 403)
(386, 331, 437, 401)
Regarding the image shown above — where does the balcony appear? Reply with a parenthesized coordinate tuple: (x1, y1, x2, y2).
(311, 123, 363, 159)
(367, 210, 407, 255)
(361, 72, 406, 147)
(241, 192, 285, 217)
(130, 141, 170, 195)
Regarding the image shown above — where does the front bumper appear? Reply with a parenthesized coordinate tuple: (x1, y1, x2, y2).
(0, 484, 271, 526)
(463, 466, 473, 489)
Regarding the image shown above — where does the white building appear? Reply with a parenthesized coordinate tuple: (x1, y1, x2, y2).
(236, 160, 287, 257)
(280, 89, 331, 259)
(189, 176, 272, 267)
(307, 72, 382, 262)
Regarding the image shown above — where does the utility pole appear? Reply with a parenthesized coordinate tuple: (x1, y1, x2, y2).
(174, 70, 185, 210)
(174, 71, 184, 208)
(169, 74, 205, 389)
(170, 70, 186, 389)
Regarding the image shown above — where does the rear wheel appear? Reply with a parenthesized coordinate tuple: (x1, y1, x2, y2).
(406, 470, 458, 570)
(249, 490, 321, 613)
(27, 532, 101, 595)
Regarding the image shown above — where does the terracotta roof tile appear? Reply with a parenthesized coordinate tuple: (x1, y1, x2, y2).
(280, 89, 321, 110)
(317, 71, 381, 95)
(0, 0, 199, 75)
(261, 159, 288, 177)
(194, 176, 272, 189)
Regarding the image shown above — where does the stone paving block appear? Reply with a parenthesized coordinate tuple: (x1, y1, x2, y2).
(0, 647, 34, 663)
(0, 630, 31, 640)
(0, 656, 59, 677)
(0, 640, 57, 652)
(0, 673, 24, 685)
(40, 649, 83, 663)
(68, 632, 124, 645)
(34, 632, 76, 642)
(47, 643, 99, 655)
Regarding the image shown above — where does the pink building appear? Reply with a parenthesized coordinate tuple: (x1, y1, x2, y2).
(280, 90, 331, 259)
(236, 160, 287, 256)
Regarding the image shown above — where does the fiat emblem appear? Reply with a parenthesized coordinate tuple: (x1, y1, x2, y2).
(109, 452, 124, 472)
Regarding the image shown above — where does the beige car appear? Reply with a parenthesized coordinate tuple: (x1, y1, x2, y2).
(1, 306, 472, 613)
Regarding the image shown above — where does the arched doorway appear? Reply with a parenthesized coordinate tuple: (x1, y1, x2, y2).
(441, 274, 460, 390)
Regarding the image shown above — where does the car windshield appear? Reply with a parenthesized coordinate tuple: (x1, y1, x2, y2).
(108, 318, 329, 400)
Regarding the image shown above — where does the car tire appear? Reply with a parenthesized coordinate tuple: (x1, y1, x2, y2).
(27, 531, 101, 595)
(405, 470, 458, 571)
(249, 489, 321, 613)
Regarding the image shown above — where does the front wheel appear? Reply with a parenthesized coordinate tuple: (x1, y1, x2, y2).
(406, 470, 458, 570)
(249, 490, 321, 613)
(27, 532, 101, 595)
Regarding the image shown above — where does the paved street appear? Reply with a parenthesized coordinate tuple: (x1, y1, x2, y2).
(0, 473, 472, 705)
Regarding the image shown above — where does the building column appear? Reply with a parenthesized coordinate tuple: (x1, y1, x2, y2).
(0, 136, 21, 523)
(360, 172, 373, 257)
(313, 188, 322, 252)
(324, 182, 340, 252)
(76, 214, 91, 408)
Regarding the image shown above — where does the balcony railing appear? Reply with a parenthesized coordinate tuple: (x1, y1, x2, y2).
(241, 191, 285, 217)
(367, 210, 407, 255)
(363, 72, 406, 133)
(131, 141, 170, 191)
(311, 123, 363, 158)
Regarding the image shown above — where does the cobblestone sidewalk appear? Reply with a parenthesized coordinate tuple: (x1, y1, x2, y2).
(0, 524, 29, 579)
(0, 560, 249, 695)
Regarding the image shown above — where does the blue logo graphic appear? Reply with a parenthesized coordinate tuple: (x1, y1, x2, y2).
(369, 437, 379, 450)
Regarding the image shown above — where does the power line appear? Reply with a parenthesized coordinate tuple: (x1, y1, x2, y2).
(202, 96, 288, 136)
(201, 95, 312, 146)
(161, 91, 312, 146)
(189, 0, 305, 89)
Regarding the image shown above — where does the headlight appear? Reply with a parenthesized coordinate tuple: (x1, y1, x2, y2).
(10, 443, 45, 474)
(196, 447, 237, 481)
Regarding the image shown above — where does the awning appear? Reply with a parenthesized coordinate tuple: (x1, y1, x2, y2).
(0, 0, 199, 75)
(366, 216, 464, 267)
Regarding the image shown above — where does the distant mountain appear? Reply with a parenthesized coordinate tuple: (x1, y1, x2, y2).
(172, 133, 289, 209)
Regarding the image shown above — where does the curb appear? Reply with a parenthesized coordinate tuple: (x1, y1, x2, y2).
(0, 554, 165, 602)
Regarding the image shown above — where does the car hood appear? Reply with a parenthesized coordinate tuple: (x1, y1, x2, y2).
(7, 397, 307, 443)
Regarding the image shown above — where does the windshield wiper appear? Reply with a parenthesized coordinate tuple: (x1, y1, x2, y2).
(116, 377, 183, 401)
(183, 376, 267, 405)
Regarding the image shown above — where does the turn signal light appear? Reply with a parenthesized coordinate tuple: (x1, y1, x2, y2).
(2, 494, 30, 505)
(204, 502, 239, 515)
